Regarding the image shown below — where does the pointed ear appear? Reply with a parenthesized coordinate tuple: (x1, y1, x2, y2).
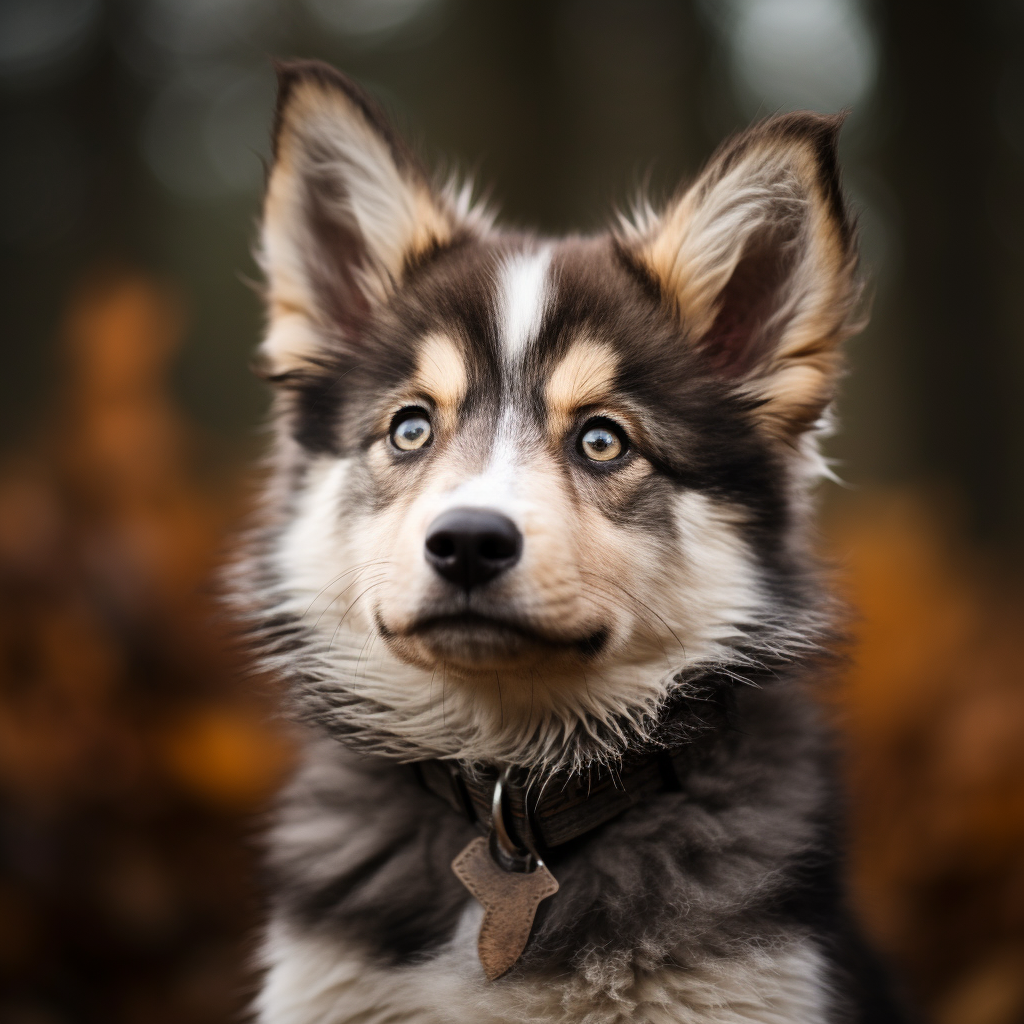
(258, 60, 467, 377)
(628, 112, 861, 437)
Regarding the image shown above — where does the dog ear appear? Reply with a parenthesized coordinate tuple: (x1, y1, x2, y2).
(258, 60, 465, 378)
(628, 112, 860, 437)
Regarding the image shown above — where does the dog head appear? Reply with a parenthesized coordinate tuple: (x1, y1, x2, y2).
(244, 60, 860, 769)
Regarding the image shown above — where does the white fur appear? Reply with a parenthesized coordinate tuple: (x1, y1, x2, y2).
(665, 490, 768, 659)
(497, 248, 553, 361)
(256, 915, 831, 1024)
(275, 457, 354, 611)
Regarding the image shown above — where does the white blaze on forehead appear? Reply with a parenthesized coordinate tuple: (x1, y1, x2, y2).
(496, 247, 553, 360)
(429, 247, 551, 522)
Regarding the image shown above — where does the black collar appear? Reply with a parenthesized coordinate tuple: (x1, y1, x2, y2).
(413, 678, 735, 852)
(414, 747, 688, 851)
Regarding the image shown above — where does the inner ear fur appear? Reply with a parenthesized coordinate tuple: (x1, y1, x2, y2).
(258, 59, 463, 378)
(629, 111, 861, 437)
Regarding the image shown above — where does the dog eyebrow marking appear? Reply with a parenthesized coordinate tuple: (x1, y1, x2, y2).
(496, 246, 552, 361)
(545, 338, 619, 435)
(412, 333, 469, 411)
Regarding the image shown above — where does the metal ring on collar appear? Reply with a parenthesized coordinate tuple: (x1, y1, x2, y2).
(490, 768, 541, 873)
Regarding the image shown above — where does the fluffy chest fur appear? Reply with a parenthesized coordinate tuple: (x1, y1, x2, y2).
(236, 59, 902, 1024)
(258, 921, 829, 1024)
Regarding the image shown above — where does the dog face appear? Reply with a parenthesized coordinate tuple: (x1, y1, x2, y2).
(246, 61, 859, 768)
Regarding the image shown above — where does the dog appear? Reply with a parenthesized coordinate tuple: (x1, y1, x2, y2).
(234, 58, 906, 1024)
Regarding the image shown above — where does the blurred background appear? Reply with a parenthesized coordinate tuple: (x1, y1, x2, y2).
(0, 1, 1022, 1021)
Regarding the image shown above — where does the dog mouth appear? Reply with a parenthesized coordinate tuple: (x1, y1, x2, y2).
(377, 610, 608, 666)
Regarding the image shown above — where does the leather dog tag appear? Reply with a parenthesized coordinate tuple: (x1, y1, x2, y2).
(452, 836, 558, 980)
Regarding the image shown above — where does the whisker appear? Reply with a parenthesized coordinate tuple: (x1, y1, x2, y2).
(302, 559, 391, 617)
(353, 619, 380, 680)
(328, 578, 386, 652)
(312, 565, 389, 630)
(442, 660, 449, 728)
(580, 568, 687, 658)
(573, 574, 676, 666)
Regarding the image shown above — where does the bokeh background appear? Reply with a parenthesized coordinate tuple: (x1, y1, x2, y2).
(1, 1, 1022, 1022)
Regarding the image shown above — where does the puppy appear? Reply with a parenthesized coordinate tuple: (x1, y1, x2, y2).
(235, 58, 905, 1024)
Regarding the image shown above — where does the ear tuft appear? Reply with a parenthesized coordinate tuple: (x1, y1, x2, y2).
(259, 59, 463, 377)
(626, 111, 861, 437)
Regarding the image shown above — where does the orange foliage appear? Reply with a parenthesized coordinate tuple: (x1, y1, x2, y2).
(0, 275, 291, 1023)
(828, 496, 1024, 1024)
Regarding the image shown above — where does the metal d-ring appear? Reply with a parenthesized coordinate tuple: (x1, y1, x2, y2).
(490, 768, 541, 874)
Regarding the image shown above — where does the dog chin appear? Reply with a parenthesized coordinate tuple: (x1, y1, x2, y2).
(375, 610, 609, 673)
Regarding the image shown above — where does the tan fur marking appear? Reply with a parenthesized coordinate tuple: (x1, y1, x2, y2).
(271, 298, 310, 319)
(411, 188, 454, 259)
(545, 339, 619, 436)
(413, 334, 469, 414)
(747, 182, 850, 433)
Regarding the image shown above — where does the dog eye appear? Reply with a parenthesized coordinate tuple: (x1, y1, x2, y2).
(579, 421, 625, 462)
(390, 409, 432, 451)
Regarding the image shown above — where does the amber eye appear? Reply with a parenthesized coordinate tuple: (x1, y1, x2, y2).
(579, 421, 625, 462)
(390, 409, 432, 451)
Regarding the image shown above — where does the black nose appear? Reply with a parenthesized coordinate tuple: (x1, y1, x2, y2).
(424, 508, 523, 590)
